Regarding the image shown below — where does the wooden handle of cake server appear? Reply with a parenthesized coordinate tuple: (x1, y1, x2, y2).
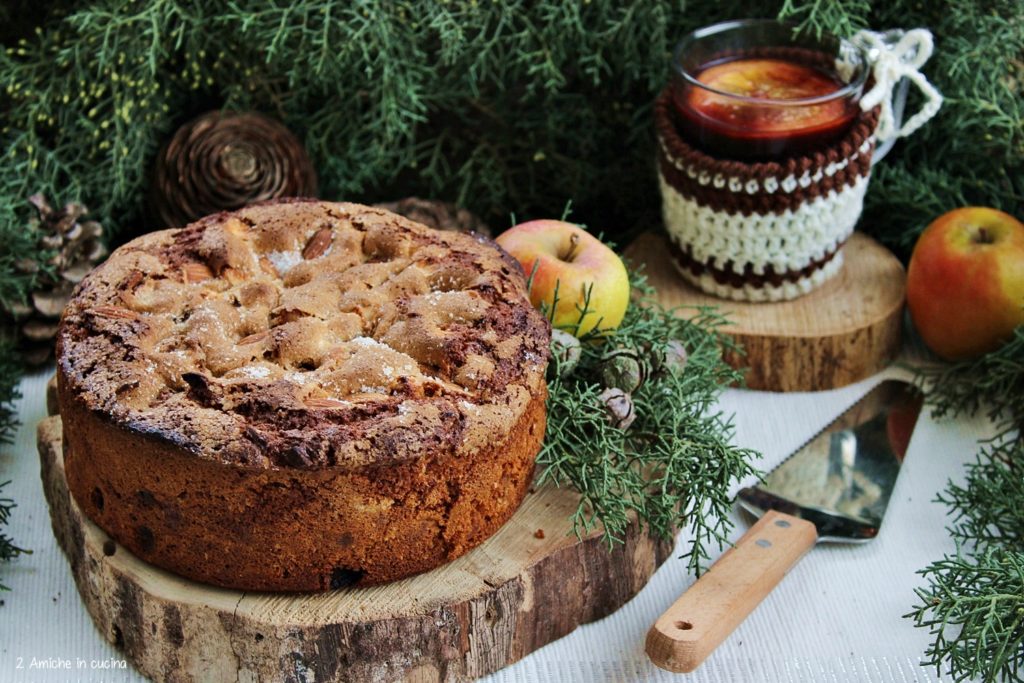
(645, 510, 818, 673)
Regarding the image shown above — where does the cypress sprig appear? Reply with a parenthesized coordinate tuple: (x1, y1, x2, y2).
(1, 0, 1021, 284)
(0, 480, 32, 591)
(915, 328, 1024, 431)
(907, 331, 1024, 680)
(538, 269, 760, 575)
(0, 337, 27, 590)
(0, 339, 19, 443)
(908, 541, 1024, 682)
(778, 0, 871, 39)
(939, 439, 1024, 554)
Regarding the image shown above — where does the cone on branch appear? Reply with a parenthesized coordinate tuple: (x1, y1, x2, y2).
(374, 197, 493, 237)
(150, 111, 318, 229)
(8, 194, 107, 365)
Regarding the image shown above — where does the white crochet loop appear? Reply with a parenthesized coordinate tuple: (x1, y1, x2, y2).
(853, 28, 943, 142)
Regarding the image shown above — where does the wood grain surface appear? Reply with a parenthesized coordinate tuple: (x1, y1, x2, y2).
(38, 403, 673, 683)
(646, 510, 818, 673)
(624, 232, 906, 392)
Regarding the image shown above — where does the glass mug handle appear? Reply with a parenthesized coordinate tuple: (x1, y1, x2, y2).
(872, 70, 910, 163)
(852, 28, 943, 165)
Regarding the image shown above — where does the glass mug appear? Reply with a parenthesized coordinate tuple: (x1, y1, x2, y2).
(669, 19, 910, 163)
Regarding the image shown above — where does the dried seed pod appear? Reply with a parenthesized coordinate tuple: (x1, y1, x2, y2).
(150, 111, 318, 229)
(598, 387, 635, 430)
(601, 353, 644, 393)
(660, 340, 689, 376)
(600, 346, 649, 392)
(550, 328, 582, 378)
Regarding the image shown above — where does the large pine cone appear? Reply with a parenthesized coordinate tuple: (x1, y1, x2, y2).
(150, 111, 318, 229)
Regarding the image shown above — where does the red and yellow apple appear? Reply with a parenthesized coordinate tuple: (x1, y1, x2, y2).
(496, 219, 629, 337)
(907, 207, 1024, 361)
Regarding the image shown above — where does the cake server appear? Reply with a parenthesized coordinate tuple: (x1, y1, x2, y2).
(645, 379, 924, 673)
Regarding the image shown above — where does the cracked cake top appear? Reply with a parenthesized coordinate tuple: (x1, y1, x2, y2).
(57, 200, 550, 470)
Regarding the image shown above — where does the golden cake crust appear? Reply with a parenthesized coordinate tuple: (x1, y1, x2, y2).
(57, 199, 550, 590)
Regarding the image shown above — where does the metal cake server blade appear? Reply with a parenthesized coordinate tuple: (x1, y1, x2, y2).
(646, 379, 924, 673)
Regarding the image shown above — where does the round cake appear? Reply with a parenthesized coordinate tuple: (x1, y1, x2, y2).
(56, 199, 550, 591)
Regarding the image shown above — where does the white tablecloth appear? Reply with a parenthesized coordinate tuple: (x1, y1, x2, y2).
(0, 363, 988, 682)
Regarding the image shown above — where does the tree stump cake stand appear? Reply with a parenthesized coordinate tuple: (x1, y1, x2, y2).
(38, 382, 672, 683)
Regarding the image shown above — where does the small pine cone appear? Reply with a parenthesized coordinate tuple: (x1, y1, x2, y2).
(600, 346, 648, 393)
(150, 111, 318, 229)
(660, 340, 689, 376)
(598, 387, 636, 430)
(28, 193, 107, 283)
(374, 197, 492, 237)
(9, 194, 109, 365)
(601, 353, 645, 393)
(550, 329, 582, 378)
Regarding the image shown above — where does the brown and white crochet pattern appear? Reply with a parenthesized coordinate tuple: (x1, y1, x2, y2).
(655, 90, 881, 302)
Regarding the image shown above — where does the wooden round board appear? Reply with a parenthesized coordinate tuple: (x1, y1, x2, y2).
(624, 232, 905, 392)
(37, 399, 672, 682)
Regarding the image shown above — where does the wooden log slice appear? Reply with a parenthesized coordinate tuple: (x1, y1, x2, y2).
(38, 413, 672, 682)
(625, 232, 905, 392)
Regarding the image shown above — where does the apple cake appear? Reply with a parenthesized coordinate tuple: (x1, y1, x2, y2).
(56, 199, 550, 591)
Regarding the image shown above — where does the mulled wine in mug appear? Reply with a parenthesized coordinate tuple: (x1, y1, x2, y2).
(669, 20, 872, 161)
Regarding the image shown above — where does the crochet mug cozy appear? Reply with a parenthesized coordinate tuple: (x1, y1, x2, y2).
(655, 90, 881, 302)
(657, 24, 942, 303)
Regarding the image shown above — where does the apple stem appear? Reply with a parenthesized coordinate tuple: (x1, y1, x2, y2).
(563, 233, 580, 262)
(976, 227, 993, 244)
